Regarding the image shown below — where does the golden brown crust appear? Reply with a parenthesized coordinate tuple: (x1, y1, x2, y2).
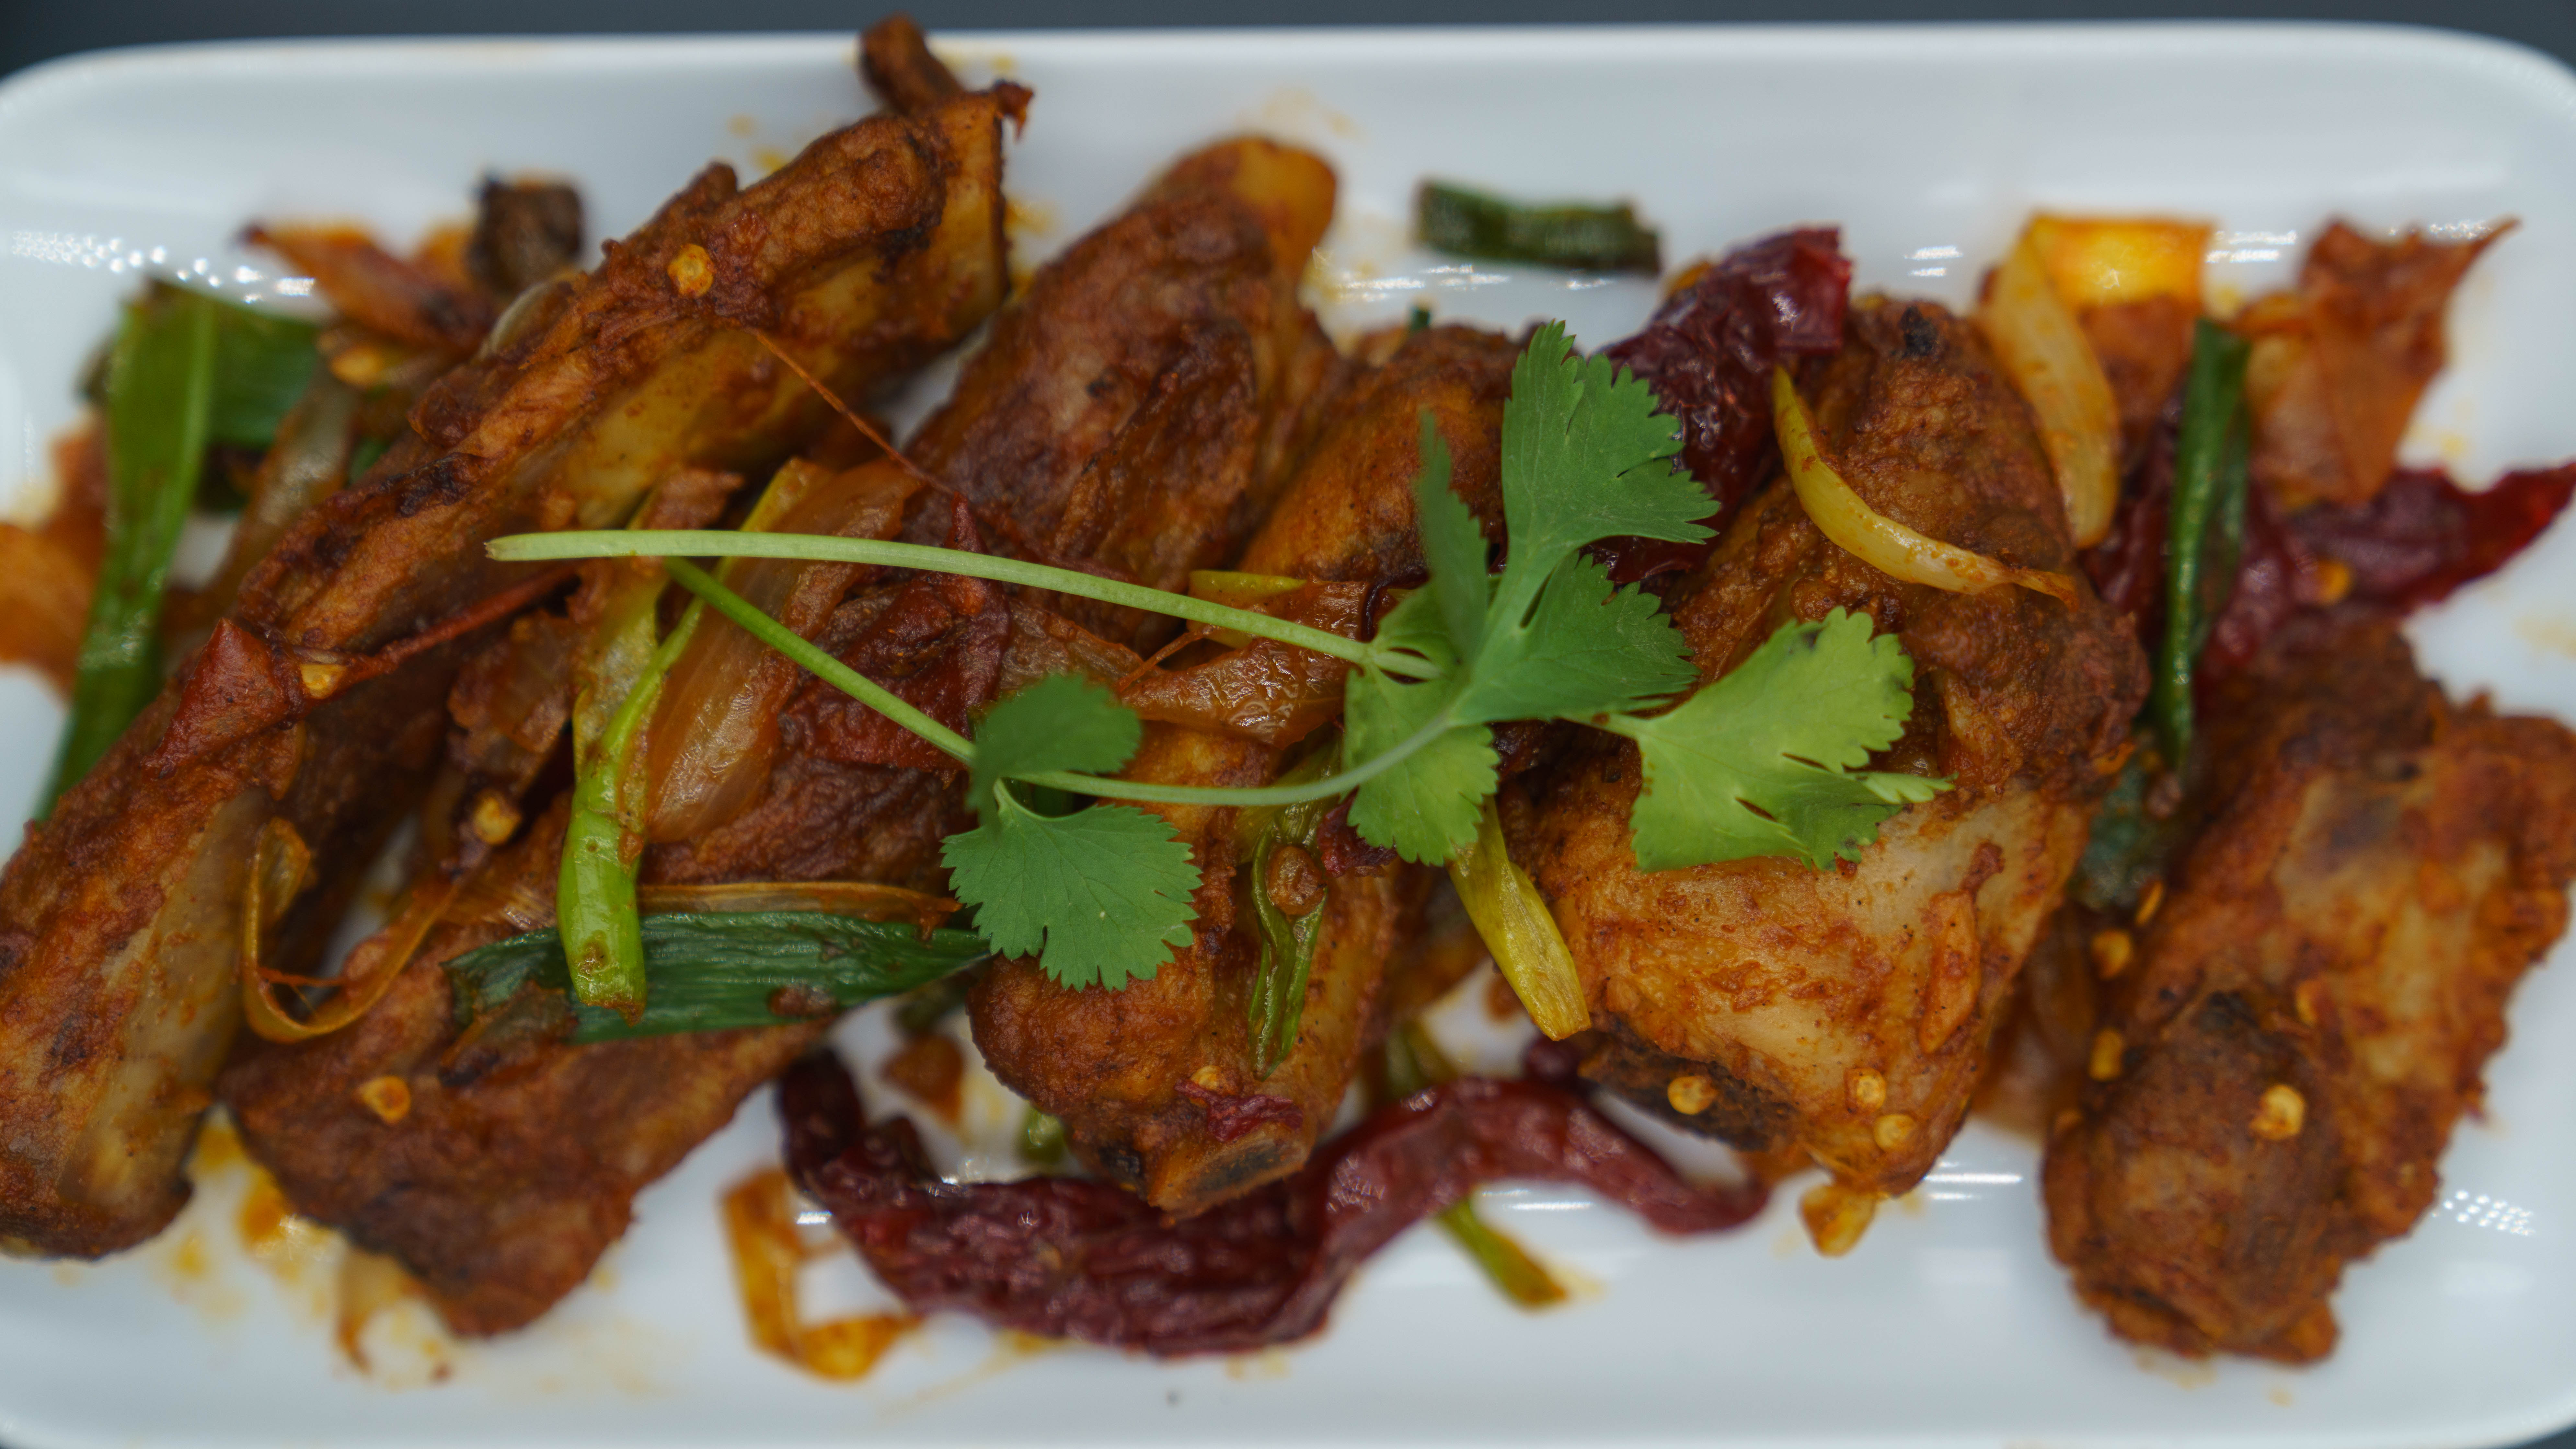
(2042, 620, 2576, 1361)
(1514, 299, 2145, 1202)
(0, 85, 1016, 1261)
(968, 325, 1509, 1215)
(222, 806, 826, 1335)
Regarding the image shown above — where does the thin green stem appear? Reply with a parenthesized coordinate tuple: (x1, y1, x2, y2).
(663, 558, 1455, 811)
(495, 529, 1443, 680)
(664, 560, 975, 765)
(1019, 705, 1455, 806)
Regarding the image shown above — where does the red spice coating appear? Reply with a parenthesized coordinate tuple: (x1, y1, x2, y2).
(781, 1046, 1765, 1354)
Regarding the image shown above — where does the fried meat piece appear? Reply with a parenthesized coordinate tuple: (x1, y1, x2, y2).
(1, 60, 1017, 1260)
(2042, 619, 2576, 1361)
(1511, 299, 2144, 1245)
(221, 135, 1345, 1332)
(2242, 221, 2503, 510)
(971, 325, 1518, 1215)
(651, 134, 1341, 886)
(224, 804, 843, 1335)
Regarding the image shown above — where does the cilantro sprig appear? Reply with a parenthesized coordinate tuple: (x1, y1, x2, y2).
(496, 324, 1950, 997)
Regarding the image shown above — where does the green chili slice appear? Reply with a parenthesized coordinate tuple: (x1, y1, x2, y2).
(41, 290, 219, 811)
(2152, 318, 2253, 762)
(1416, 181, 1661, 275)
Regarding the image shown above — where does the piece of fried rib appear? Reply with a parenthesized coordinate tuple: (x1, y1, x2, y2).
(2042, 617, 2576, 1361)
(0, 55, 1017, 1259)
(971, 324, 1521, 1215)
(1512, 299, 2145, 1248)
(222, 135, 1344, 1334)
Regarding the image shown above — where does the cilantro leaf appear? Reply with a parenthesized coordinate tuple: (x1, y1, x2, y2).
(941, 672, 1196, 990)
(970, 672, 1142, 805)
(1621, 609, 1947, 871)
(1496, 320, 1709, 574)
(1451, 551, 1696, 726)
(1344, 590, 1493, 864)
(941, 790, 1199, 991)
(1413, 412, 1491, 663)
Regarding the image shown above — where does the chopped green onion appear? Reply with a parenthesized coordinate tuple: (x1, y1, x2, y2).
(1416, 181, 1661, 275)
(2152, 319, 2253, 761)
(446, 910, 991, 1044)
(201, 292, 323, 449)
(558, 605, 698, 1020)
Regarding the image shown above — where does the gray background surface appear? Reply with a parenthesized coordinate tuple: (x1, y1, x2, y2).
(1, 1, 2571, 1445)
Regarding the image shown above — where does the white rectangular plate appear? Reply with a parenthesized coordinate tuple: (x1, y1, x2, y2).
(3, 21, 2576, 1449)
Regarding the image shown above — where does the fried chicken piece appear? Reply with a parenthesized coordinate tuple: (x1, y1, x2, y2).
(222, 133, 1345, 1333)
(2042, 618, 2576, 1361)
(972, 325, 1518, 1215)
(2242, 221, 2504, 509)
(0, 48, 1018, 1261)
(1512, 299, 2144, 1247)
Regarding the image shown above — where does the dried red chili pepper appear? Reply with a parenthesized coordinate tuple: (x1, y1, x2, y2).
(1595, 227, 1853, 583)
(2290, 462, 2576, 614)
(781, 1045, 1767, 1355)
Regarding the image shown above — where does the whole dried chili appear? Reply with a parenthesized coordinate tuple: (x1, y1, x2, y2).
(2287, 462, 2576, 614)
(781, 1044, 1767, 1355)
(1595, 227, 1853, 583)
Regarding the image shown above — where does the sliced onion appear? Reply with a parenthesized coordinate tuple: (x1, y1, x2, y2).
(1448, 799, 1589, 1041)
(644, 459, 920, 842)
(1770, 366, 2079, 606)
(240, 817, 455, 1044)
(1977, 232, 2120, 547)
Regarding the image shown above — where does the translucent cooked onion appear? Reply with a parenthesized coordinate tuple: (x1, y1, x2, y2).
(1448, 799, 1589, 1041)
(240, 817, 455, 1044)
(1977, 232, 2120, 547)
(1770, 366, 2079, 606)
(643, 460, 919, 843)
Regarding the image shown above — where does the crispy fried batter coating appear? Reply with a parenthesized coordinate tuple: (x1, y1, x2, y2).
(1512, 299, 2144, 1220)
(221, 131, 1345, 1331)
(2042, 618, 2576, 1361)
(971, 325, 1517, 1215)
(224, 805, 831, 1335)
(0, 68, 1017, 1262)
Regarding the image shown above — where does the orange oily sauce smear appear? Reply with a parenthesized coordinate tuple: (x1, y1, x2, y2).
(191, 1115, 446, 1373)
(722, 1167, 916, 1382)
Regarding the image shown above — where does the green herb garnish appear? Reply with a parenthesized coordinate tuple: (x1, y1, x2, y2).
(941, 674, 1202, 991)
(1611, 609, 1946, 871)
(493, 324, 1944, 999)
